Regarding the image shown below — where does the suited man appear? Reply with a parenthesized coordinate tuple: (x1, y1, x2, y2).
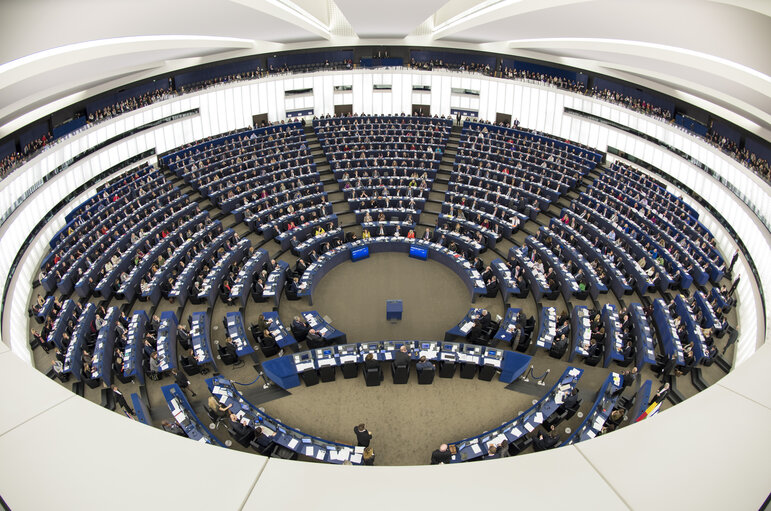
(556, 388, 580, 415)
(251, 278, 265, 302)
(467, 321, 484, 345)
(111, 385, 135, 415)
(533, 426, 560, 451)
(221, 337, 238, 359)
(479, 309, 493, 330)
(354, 424, 372, 447)
(305, 329, 325, 349)
(622, 341, 634, 361)
(393, 345, 410, 367)
(177, 324, 191, 351)
(472, 256, 484, 272)
(484, 276, 500, 299)
(229, 413, 252, 439)
(291, 316, 310, 342)
(550, 334, 568, 358)
(285, 277, 300, 300)
(655, 353, 678, 381)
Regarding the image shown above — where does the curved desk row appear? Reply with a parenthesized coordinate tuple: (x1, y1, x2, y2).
(297, 238, 486, 305)
(262, 341, 531, 390)
(449, 366, 583, 462)
(162, 383, 223, 446)
(207, 376, 361, 464)
(562, 372, 622, 445)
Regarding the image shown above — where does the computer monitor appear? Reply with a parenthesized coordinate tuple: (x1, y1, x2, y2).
(322, 349, 332, 356)
(351, 246, 369, 262)
(487, 349, 497, 357)
(409, 245, 428, 260)
(421, 342, 431, 349)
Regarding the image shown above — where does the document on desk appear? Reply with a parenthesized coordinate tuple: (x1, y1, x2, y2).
(470, 443, 482, 455)
(219, 395, 228, 404)
(524, 422, 535, 432)
(350, 454, 362, 464)
(288, 438, 299, 449)
(459, 322, 473, 334)
(305, 446, 314, 456)
(511, 427, 523, 437)
(315, 450, 326, 461)
(533, 412, 544, 424)
(569, 368, 581, 377)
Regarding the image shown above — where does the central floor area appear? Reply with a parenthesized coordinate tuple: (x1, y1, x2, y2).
(278, 252, 504, 343)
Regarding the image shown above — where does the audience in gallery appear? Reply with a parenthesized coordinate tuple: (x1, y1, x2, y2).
(3, 51, 767, 183)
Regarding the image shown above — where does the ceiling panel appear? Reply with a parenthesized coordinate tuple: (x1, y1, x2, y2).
(335, 0, 450, 37)
(0, 0, 321, 66)
(443, 0, 771, 76)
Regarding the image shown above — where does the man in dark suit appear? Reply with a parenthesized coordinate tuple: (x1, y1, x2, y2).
(556, 388, 580, 415)
(466, 321, 484, 345)
(393, 345, 410, 367)
(533, 426, 560, 451)
(229, 413, 252, 439)
(485, 276, 499, 298)
(354, 424, 372, 447)
(177, 324, 191, 351)
(305, 329, 325, 349)
(290, 316, 310, 342)
(221, 337, 238, 359)
(171, 368, 196, 397)
(655, 353, 678, 381)
(285, 277, 300, 300)
(430, 444, 452, 464)
(622, 341, 634, 362)
(111, 385, 135, 415)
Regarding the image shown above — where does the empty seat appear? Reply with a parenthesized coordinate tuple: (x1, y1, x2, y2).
(417, 368, 435, 384)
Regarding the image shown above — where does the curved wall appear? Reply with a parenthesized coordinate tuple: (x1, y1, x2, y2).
(0, 68, 769, 510)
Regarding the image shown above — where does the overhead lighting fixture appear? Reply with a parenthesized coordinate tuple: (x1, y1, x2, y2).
(264, 0, 331, 35)
(432, 0, 522, 34)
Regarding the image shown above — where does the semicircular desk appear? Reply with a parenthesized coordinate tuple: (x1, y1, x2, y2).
(296, 237, 488, 305)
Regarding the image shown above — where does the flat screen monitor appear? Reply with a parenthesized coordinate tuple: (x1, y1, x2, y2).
(322, 349, 332, 356)
(421, 342, 430, 349)
(351, 246, 369, 262)
(487, 350, 497, 356)
(409, 245, 428, 260)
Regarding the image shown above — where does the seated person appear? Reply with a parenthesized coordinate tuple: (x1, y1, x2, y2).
(532, 426, 560, 451)
(290, 316, 310, 342)
(393, 345, 410, 367)
(416, 356, 434, 373)
(305, 329, 325, 349)
(260, 329, 278, 352)
(363, 353, 379, 372)
(253, 426, 276, 450)
(228, 413, 252, 439)
(220, 336, 238, 359)
(285, 277, 300, 300)
(484, 275, 499, 298)
(207, 396, 232, 418)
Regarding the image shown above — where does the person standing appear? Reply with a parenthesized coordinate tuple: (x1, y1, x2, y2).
(111, 385, 135, 416)
(728, 275, 740, 297)
(354, 423, 372, 447)
(171, 368, 197, 398)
